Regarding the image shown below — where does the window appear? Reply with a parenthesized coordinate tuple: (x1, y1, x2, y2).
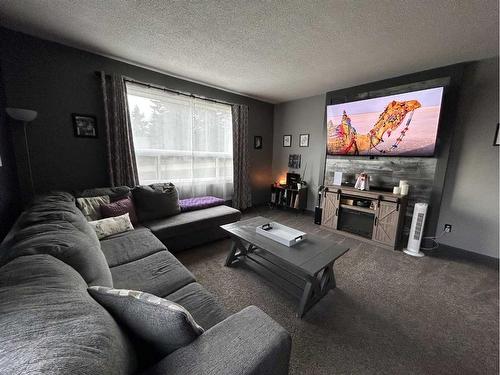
(126, 83, 233, 200)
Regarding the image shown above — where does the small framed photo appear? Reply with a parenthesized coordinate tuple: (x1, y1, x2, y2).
(283, 135, 292, 147)
(254, 136, 262, 149)
(288, 154, 301, 169)
(494, 123, 500, 146)
(72, 113, 98, 138)
(299, 134, 310, 147)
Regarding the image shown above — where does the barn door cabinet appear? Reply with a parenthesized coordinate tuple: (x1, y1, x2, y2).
(321, 185, 407, 250)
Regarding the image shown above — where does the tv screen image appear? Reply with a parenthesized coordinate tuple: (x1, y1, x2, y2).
(326, 87, 444, 156)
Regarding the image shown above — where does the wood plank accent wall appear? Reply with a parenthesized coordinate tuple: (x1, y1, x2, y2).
(325, 157, 436, 236)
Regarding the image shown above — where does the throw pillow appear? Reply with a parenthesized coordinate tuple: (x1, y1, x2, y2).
(76, 195, 110, 221)
(89, 213, 134, 239)
(88, 286, 204, 356)
(100, 196, 139, 224)
(133, 183, 181, 222)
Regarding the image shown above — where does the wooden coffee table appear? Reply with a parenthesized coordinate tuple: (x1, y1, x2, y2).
(221, 216, 350, 318)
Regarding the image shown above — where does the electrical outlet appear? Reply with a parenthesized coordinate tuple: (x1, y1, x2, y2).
(444, 224, 452, 233)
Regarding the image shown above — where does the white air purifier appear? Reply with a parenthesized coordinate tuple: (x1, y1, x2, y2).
(403, 203, 428, 257)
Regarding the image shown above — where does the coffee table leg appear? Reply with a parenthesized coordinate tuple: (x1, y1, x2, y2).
(297, 281, 313, 318)
(296, 262, 337, 318)
(225, 238, 250, 267)
(225, 241, 238, 266)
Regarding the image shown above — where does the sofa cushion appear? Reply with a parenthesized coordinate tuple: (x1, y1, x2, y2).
(100, 227, 165, 268)
(75, 186, 132, 201)
(76, 195, 110, 221)
(0, 254, 137, 375)
(89, 286, 204, 357)
(133, 183, 181, 222)
(179, 196, 225, 212)
(0, 192, 113, 287)
(110, 250, 195, 297)
(101, 196, 139, 224)
(143, 205, 241, 240)
(141, 306, 291, 375)
(167, 282, 228, 329)
(89, 213, 134, 240)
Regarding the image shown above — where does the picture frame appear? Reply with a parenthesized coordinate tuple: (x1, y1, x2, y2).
(299, 133, 310, 147)
(72, 113, 98, 138)
(288, 154, 301, 169)
(494, 123, 500, 146)
(254, 135, 263, 149)
(283, 134, 292, 147)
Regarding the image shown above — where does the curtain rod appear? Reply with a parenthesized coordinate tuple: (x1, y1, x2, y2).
(95, 71, 236, 107)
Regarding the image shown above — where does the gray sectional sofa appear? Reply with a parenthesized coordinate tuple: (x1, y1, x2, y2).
(0, 190, 291, 374)
(75, 185, 241, 252)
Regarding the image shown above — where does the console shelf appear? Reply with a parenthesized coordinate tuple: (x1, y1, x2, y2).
(321, 185, 407, 250)
(270, 185, 308, 211)
(340, 204, 375, 215)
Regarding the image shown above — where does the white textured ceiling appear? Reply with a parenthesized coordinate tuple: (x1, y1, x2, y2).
(0, 0, 498, 103)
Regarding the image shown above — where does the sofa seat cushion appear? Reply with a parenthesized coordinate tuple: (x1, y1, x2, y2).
(100, 227, 166, 268)
(166, 282, 228, 330)
(0, 254, 137, 375)
(110, 250, 195, 297)
(143, 205, 241, 240)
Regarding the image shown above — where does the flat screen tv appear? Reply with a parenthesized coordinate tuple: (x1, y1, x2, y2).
(326, 86, 444, 156)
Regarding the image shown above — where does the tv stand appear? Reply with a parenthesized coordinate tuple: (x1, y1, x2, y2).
(321, 185, 407, 250)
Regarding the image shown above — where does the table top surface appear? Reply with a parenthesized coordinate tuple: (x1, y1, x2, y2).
(221, 216, 350, 276)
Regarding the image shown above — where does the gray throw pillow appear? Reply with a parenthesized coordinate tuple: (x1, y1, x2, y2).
(133, 183, 181, 222)
(76, 195, 110, 221)
(88, 286, 204, 356)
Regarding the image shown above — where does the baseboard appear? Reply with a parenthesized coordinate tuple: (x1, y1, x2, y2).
(426, 243, 499, 269)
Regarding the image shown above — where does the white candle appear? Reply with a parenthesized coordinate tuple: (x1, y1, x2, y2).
(393, 186, 401, 195)
(399, 180, 408, 188)
(400, 184, 409, 195)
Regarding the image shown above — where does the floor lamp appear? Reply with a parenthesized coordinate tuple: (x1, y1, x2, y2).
(5, 107, 38, 195)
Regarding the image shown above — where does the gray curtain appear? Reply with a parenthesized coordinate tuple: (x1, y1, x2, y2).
(232, 104, 252, 210)
(100, 72, 138, 187)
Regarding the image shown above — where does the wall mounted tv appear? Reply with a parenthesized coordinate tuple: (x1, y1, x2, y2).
(326, 86, 444, 157)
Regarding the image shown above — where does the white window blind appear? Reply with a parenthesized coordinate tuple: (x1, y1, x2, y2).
(126, 82, 233, 200)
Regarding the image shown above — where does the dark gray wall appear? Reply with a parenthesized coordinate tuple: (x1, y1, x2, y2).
(0, 64, 21, 239)
(272, 94, 326, 210)
(0, 27, 274, 205)
(437, 57, 499, 258)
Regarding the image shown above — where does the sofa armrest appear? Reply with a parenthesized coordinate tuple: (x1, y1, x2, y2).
(142, 306, 292, 375)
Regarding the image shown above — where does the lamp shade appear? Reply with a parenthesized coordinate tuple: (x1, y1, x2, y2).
(6, 108, 38, 122)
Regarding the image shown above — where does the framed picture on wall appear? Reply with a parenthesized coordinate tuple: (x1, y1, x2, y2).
(254, 136, 263, 149)
(72, 114, 98, 138)
(494, 123, 500, 146)
(283, 135, 292, 147)
(299, 134, 310, 147)
(288, 154, 301, 169)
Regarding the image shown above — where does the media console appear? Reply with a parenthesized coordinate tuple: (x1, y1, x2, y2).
(321, 185, 407, 250)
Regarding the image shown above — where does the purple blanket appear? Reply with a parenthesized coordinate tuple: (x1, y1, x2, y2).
(179, 196, 225, 212)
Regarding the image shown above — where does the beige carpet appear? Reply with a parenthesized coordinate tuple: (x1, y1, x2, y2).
(176, 207, 499, 375)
